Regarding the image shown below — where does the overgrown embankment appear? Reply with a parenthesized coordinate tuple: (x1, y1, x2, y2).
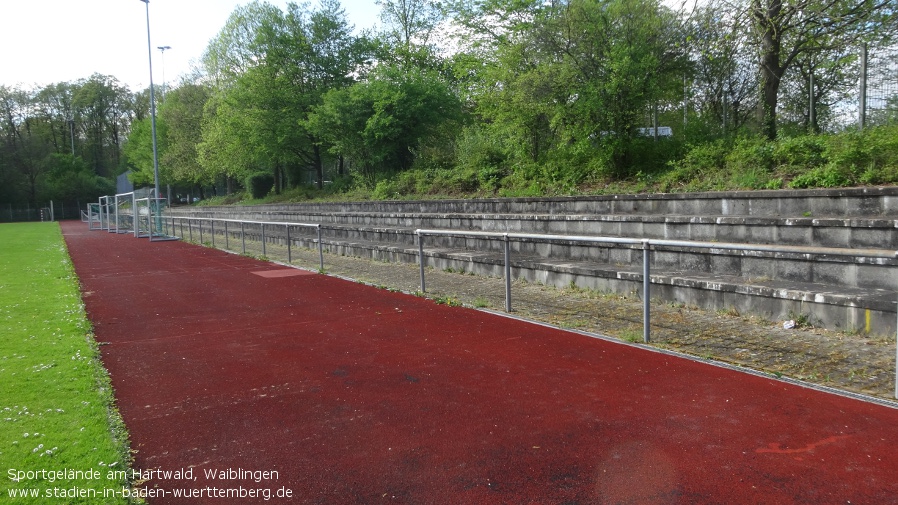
(199, 125, 898, 205)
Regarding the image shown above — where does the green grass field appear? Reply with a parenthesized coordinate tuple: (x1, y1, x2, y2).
(0, 223, 135, 504)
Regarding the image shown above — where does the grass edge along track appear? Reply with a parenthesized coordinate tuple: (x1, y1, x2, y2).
(0, 222, 140, 505)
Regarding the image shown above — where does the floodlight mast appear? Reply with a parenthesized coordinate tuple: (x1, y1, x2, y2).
(157, 45, 171, 100)
(140, 0, 161, 204)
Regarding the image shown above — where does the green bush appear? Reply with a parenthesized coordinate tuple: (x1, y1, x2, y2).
(245, 172, 274, 199)
(325, 174, 356, 194)
(626, 137, 686, 178)
(774, 135, 827, 170)
(825, 130, 871, 174)
(455, 126, 509, 191)
(540, 140, 610, 190)
(721, 136, 777, 189)
(786, 125, 898, 188)
(855, 125, 898, 184)
(788, 163, 854, 188)
(726, 136, 775, 173)
(661, 139, 729, 190)
(371, 170, 427, 200)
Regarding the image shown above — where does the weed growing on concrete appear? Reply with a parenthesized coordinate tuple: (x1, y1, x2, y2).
(717, 307, 741, 317)
(788, 311, 812, 328)
(558, 319, 588, 330)
(620, 329, 642, 343)
(434, 295, 462, 306)
(563, 281, 619, 301)
(473, 297, 491, 308)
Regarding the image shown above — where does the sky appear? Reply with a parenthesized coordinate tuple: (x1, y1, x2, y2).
(1, 0, 381, 91)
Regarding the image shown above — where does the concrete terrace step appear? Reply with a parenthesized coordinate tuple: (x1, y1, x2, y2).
(166, 187, 898, 334)
(220, 222, 898, 292)
(287, 235, 898, 334)
(189, 186, 898, 218)
(174, 210, 898, 250)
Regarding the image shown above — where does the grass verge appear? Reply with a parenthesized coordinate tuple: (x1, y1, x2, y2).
(0, 223, 136, 504)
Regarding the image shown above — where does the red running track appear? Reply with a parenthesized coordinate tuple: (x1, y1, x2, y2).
(61, 221, 898, 504)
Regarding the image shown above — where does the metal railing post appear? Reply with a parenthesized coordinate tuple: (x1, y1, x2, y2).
(643, 239, 651, 343)
(287, 225, 292, 263)
(262, 223, 266, 256)
(317, 225, 324, 271)
(188, 218, 193, 243)
(418, 231, 426, 293)
(241, 222, 246, 255)
(148, 207, 154, 242)
(147, 204, 153, 241)
(225, 221, 229, 250)
(211, 220, 216, 248)
(504, 233, 512, 312)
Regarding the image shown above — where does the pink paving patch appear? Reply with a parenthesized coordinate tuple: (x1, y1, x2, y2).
(251, 268, 315, 278)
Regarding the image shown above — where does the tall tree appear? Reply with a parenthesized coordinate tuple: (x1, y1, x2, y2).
(199, 0, 369, 190)
(122, 115, 169, 188)
(160, 84, 212, 187)
(750, 0, 896, 138)
(72, 74, 133, 176)
(688, 0, 758, 134)
(201, 1, 283, 88)
(42, 153, 114, 206)
(777, 46, 858, 133)
(32, 82, 78, 155)
(452, 0, 686, 178)
(0, 85, 51, 205)
(377, 0, 445, 67)
(307, 64, 462, 182)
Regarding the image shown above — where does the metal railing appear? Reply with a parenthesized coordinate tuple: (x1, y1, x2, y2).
(415, 228, 898, 398)
(163, 216, 325, 271)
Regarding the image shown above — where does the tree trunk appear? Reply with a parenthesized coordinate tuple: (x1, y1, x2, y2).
(274, 164, 282, 195)
(755, 0, 784, 140)
(313, 143, 323, 190)
(759, 63, 781, 139)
